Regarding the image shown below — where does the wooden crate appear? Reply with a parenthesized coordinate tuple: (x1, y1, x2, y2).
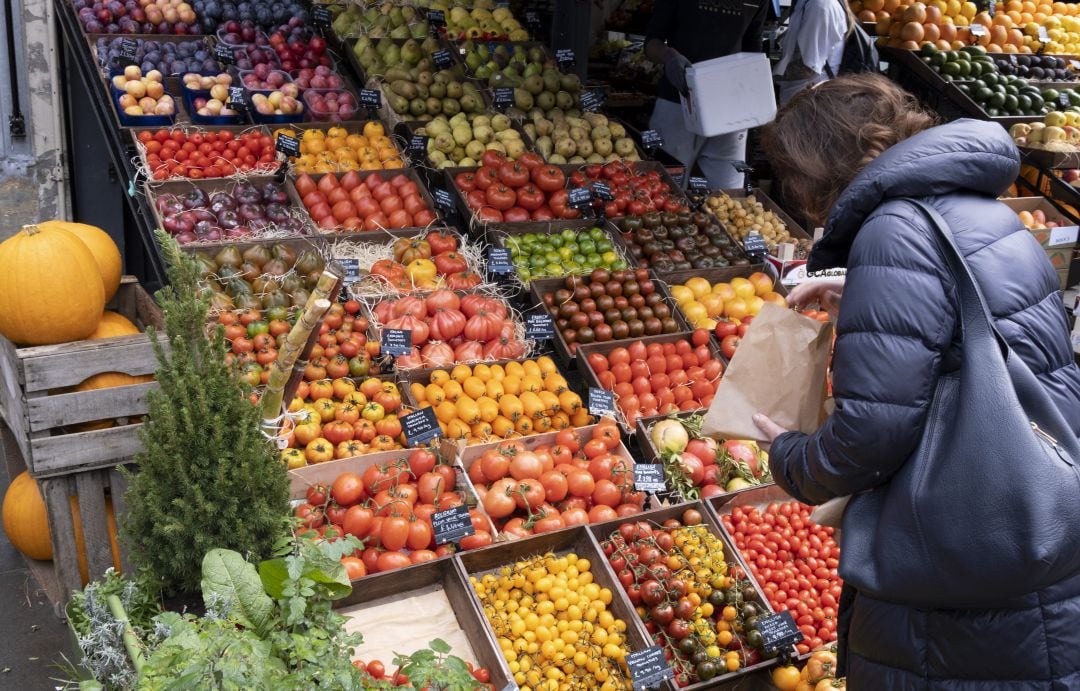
(0, 277, 164, 478)
(0, 441, 134, 615)
(333, 557, 513, 688)
(586, 500, 784, 689)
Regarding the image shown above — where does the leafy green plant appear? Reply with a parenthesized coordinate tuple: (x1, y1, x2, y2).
(121, 230, 289, 595)
(392, 639, 486, 691)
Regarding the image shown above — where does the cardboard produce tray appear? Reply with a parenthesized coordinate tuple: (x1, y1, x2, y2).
(334, 557, 514, 688)
(528, 268, 690, 366)
(707, 483, 842, 658)
(575, 332, 724, 433)
(143, 175, 313, 249)
(457, 525, 655, 685)
(284, 168, 441, 236)
(487, 218, 637, 283)
(587, 500, 785, 689)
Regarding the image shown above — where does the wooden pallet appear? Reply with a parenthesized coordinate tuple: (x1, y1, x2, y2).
(0, 277, 164, 478)
(1, 422, 131, 616)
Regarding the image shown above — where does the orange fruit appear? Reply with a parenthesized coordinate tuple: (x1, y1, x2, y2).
(901, 21, 926, 40)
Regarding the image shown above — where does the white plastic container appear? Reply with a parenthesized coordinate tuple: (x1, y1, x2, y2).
(680, 52, 777, 137)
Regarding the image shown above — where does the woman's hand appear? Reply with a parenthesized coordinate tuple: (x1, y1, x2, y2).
(753, 414, 790, 442)
(787, 279, 844, 319)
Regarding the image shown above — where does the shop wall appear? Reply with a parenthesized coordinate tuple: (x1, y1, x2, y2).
(0, 0, 69, 240)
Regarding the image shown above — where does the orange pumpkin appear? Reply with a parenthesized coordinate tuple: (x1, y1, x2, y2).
(38, 221, 122, 302)
(87, 311, 140, 339)
(73, 371, 155, 431)
(70, 496, 122, 585)
(2, 472, 52, 560)
(0, 224, 106, 345)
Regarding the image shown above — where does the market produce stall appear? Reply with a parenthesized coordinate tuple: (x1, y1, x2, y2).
(3, 0, 1078, 689)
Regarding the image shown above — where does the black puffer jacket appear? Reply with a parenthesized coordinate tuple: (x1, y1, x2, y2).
(769, 119, 1080, 688)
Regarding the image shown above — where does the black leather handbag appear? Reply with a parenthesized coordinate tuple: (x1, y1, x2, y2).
(840, 199, 1080, 608)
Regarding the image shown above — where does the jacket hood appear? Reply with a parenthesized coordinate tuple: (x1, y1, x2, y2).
(808, 119, 1020, 271)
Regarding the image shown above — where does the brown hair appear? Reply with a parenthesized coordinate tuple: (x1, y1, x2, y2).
(762, 73, 937, 226)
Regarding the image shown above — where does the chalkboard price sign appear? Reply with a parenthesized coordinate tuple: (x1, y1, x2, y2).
(312, 5, 332, 27)
(633, 464, 666, 492)
(381, 329, 412, 356)
(275, 134, 301, 158)
(214, 43, 236, 66)
(402, 407, 443, 446)
(588, 388, 616, 418)
(756, 611, 804, 652)
(568, 186, 593, 208)
(359, 89, 381, 108)
(118, 39, 139, 66)
(580, 90, 603, 112)
(556, 48, 576, 69)
(493, 87, 514, 109)
(487, 247, 514, 273)
(432, 505, 475, 545)
(432, 49, 453, 71)
(433, 188, 455, 211)
(525, 313, 555, 340)
(335, 258, 362, 283)
(626, 646, 674, 690)
(744, 232, 768, 256)
(641, 129, 663, 150)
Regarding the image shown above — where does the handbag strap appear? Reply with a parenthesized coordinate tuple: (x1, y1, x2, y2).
(902, 198, 1007, 354)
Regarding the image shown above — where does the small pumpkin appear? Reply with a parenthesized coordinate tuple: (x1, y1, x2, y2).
(0, 224, 106, 345)
(87, 311, 140, 339)
(70, 496, 122, 586)
(37, 220, 122, 302)
(2, 472, 52, 560)
(74, 370, 155, 431)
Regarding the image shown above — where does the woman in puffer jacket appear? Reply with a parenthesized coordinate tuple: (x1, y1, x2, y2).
(755, 74, 1080, 688)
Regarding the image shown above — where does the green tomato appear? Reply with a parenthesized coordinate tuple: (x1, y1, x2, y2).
(612, 258, 628, 270)
(545, 262, 563, 275)
(596, 239, 613, 253)
(601, 250, 618, 265)
(589, 227, 605, 241)
(549, 235, 564, 248)
(561, 228, 576, 241)
(558, 246, 574, 260)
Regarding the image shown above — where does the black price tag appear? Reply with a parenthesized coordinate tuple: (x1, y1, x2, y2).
(402, 407, 444, 446)
(744, 232, 768, 256)
(433, 187, 455, 211)
(359, 89, 381, 109)
(525, 11, 541, 32)
(335, 258, 362, 282)
(487, 247, 514, 273)
(214, 42, 235, 66)
(381, 329, 412, 356)
(641, 129, 663, 150)
(687, 176, 709, 191)
(428, 9, 446, 26)
(525, 313, 555, 339)
(312, 5, 332, 27)
(756, 611, 804, 652)
(432, 49, 453, 71)
(568, 186, 593, 209)
(227, 85, 247, 111)
(580, 90, 603, 113)
(1061, 93, 1070, 108)
(633, 464, 666, 492)
(275, 134, 301, 158)
(588, 387, 616, 418)
(432, 505, 475, 545)
(556, 48, 576, 70)
(118, 38, 139, 66)
(626, 646, 674, 691)
(592, 181, 614, 201)
(493, 87, 513, 109)
(409, 134, 429, 160)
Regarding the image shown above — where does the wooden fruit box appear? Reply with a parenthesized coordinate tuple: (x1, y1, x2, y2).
(707, 483, 842, 659)
(528, 268, 691, 367)
(456, 525, 655, 685)
(0, 277, 164, 479)
(586, 500, 784, 689)
(334, 557, 513, 688)
(574, 331, 724, 433)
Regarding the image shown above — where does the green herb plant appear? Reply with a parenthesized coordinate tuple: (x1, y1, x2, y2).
(121, 230, 289, 595)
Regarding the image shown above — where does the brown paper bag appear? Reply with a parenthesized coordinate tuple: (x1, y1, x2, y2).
(702, 302, 833, 443)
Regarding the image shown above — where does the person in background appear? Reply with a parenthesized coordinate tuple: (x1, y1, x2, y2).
(644, 0, 770, 190)
(773, 0, 852, 104)
(753, 74, 1080, 687)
